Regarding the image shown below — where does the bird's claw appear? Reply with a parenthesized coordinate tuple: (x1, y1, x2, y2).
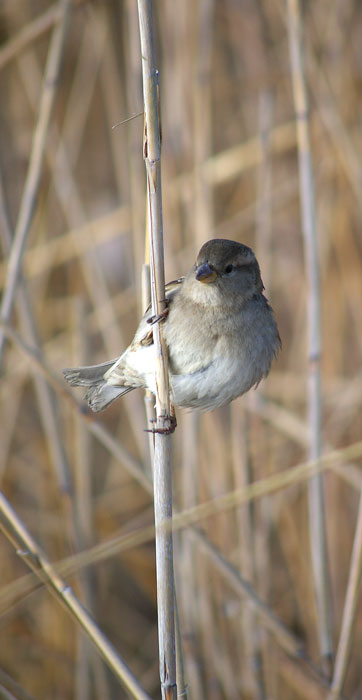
(145, 414, 177, 434)
(147, 308, 169, 326)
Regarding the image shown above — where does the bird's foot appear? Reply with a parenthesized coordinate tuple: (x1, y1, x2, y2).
(147, 308, 169, 326)
(145, 412, 177, 434)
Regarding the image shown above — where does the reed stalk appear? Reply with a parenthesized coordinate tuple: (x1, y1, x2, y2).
(137, 2, 177, 697)
(0, 0, 71, 363)
(328, 494, 362, 699)
(0, 490, 152, 700)
(286, 0, 333, 670)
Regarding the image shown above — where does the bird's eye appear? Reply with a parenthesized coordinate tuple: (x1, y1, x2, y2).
(224, 264, 233, 274)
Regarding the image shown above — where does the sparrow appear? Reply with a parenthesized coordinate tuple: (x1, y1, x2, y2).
(62, 239, 281, 412)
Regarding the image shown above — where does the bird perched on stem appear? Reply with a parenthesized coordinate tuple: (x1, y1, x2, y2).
(63, 239, 280, 413)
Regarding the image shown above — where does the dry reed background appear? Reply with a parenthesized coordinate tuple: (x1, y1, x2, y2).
(0, 1, 362, 698)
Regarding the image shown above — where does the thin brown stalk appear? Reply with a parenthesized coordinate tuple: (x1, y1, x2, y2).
(231, 405, 261, 697)
(0, 177, 99, 693)
(192, 0, 214, 246)
(0, 491, 152, 700)
(75, 639, 91, 700)
(256, 90, 274, 290)
(277, 653, 327, 700)
(174, 593, 188, 699)
(16, 50, 123, 358)
(72, 299, 93, 549)
(178, 412, 203, 697)
(0, 2, 62, 71)
(98, 6, 129, 199)
(0, 376, 24, 480)
(191, 529, 322, 676)
(0, 668, 37, 700)
(0, 205, 131, 287)
(202, 120, 296, 186)
(33, 23, 147, 457)
(254, 91, 275, 695)
(0, 0, 71, 364)
(0, 123, 296, 286)
(72, 300, 112, 700)
(0, 164, 71, 493)
(124, 0, 147, 292)
(1, 439, 362, 628)
(328, 494, 362, 700)
(124, 0, 148, 296)
(243, 394, 362, 492)
(14, 29, 150, 467)
(182, 3, 215, 695)
(0, 320, 153, 496)
(170, 441, 362, 544)
(0, 148, 119, 697)
(286, 0, 333, 668)
(137, 2, 177, 697)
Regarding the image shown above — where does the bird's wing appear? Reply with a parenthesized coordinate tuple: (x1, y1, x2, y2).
(133, 277, 185, 347)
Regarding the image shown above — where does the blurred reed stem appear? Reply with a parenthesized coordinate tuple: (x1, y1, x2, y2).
(0, 162, 71, 493)
(137, 1, 177, 697)
(231, 405, 265, 698)
(72, 299, 112, 700)
(15, 16, 146, 463)
(0, 490, 152, 700)
(72, 299, 93, 700)
(0, 668, 38, 700)
(328, 494, 362, 699)
(178, 411, 203, 697)
(0, 318, 153, 494)
(0, 0, 71, 364)
(286, 0, 333, 670)
(0, 2, 62, 71)
(254, 91, 276, 694)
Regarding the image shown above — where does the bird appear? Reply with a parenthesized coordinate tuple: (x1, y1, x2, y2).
(62, 239, 281, 413)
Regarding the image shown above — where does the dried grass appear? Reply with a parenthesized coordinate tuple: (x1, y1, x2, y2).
(0, 1, 361, 698)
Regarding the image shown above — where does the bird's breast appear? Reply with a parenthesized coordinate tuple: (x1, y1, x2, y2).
(163, 293, 279, 410)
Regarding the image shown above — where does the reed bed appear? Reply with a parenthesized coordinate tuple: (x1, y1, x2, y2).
(0, 1, 361, 698)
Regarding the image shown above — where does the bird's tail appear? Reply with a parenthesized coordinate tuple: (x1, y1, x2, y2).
(62, 360, 132, 412)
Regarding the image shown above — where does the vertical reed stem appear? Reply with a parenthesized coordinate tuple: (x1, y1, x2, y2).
(286, 0, 333, 669)
(137, 2, 177, 697)
(328, 494, 362, 699)
(0, 0, 71, 363)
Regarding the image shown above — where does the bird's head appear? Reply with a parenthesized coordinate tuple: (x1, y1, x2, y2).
(190, 239, 264, 307)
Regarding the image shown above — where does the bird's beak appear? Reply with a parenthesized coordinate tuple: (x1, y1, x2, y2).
(195, 262, 218, 284)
